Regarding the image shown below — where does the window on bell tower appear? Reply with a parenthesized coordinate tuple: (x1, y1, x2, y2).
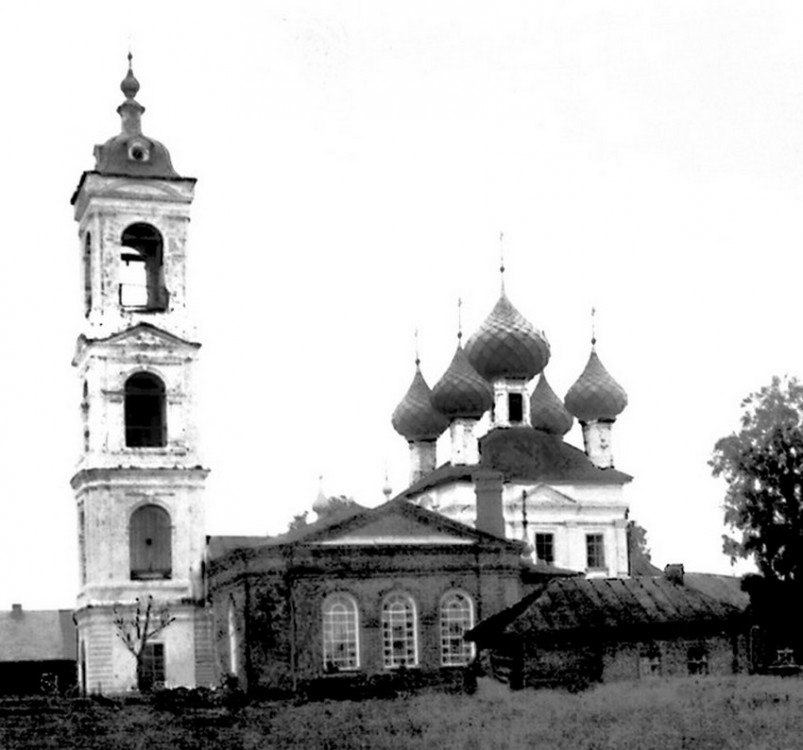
(119, 223, 168, 312)
(124, 373, 167, 447)
(83, 232, 92, 317)
(130, 504, 172, 580)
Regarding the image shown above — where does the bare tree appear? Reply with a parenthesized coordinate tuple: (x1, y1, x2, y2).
(113, 595, 175, 691)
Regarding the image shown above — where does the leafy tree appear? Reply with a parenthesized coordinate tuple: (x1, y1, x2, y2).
(113, 595, 175, 692)
(286, 496, 359, 532)
(627, 520, 661, 576)
(710, 376, 803, 583)
(287, 511, 309, 532)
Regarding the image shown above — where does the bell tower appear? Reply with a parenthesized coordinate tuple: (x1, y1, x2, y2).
(71, 56, 212, 693)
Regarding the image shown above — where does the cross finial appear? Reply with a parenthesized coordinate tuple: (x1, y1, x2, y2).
(499, 232, 506, 294)
(414, 328, 420, 367)
(457, 297, 463, 343)
(591, 306, 597, 348)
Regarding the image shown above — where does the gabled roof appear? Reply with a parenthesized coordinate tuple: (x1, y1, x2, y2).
(468, 575, 744, 645)
(208, 498, 524, 563)
(0, 609, 76, 662)
(297, 498, 523, 550)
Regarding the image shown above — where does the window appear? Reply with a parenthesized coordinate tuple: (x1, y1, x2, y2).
(83, 232, 92, 316)
(440, 592, 475, 666)
(228, 603, 239, 676)
(119, 223, 167, 311)
(586, 533, 605, 570)
(687, 644, 709, 676)
(322, 594, 359, 671)
(77, 505, 87, 585)
(508, 392, 524, 423)
(535, 533, 554, 565)
(82, 381, 90, 452)
(382, 593, 417, 668)
(140, 643, 165, 689)
(125, 373, 166, 447)
(130, 504, 172, 580)
(639, 644, 661, 677)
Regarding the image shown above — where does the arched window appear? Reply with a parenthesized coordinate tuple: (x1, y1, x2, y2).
(322, 594, 359, 671)
(440, 591, 475, 666)
(129, 504, 172, 579)
(125, 373, 166, 447)
(119, 223, 167, 311)
(381, 593, 417, 668)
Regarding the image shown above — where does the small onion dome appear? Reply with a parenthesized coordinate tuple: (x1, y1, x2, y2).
(312, 486, 330, 515)
(565, 349, 628, 422)
(465, 294, 550, 381)
(530, 374, 573, 436)
(431, 345, 493, 419)
(391, 366, 449, 441)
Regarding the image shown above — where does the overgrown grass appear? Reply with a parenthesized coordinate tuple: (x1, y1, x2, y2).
(2, 676, 803, 749)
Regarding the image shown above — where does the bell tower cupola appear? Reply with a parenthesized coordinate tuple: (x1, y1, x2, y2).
(73, 54, 192, 339)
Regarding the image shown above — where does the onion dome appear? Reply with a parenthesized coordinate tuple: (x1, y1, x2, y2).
(464, 294, 550, 381)
(431, 345, 493, 419)
(391, 365, 449, 442)
(565, 349, 628, 422)
(312, 478, 330, 515)
(92, 54, 179, 179)
(530, 374, 573, 436)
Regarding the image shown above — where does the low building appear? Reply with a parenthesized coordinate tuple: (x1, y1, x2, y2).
(467, 566, 748, 690)
(0, 605, 77, 695)
(207, 493, 570, 698)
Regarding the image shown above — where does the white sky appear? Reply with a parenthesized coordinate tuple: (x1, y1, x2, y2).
(1, 0, 800, 608)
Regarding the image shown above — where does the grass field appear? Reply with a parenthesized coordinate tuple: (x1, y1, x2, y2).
(1, 675, 802, 749)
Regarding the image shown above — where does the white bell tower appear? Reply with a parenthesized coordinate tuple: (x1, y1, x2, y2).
(71, 56, 212, 694)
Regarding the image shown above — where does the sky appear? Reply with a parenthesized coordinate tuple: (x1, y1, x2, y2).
(1, 0, 802, 608)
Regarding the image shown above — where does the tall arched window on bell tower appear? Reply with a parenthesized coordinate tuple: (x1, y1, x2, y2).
(130, 504, 172, 579)
(124, 373, 166, 447)
(120, 223, 167, 311)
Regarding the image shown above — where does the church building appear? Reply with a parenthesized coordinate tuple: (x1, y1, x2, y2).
(62, 58, 747, 699)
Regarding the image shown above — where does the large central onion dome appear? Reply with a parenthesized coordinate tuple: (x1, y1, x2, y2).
(391, 365, 449, 442)
(431, 345, 493, 419)
(530, 374, 573, 436)
(565, 349, 628, 422)
(464, 294, 550, 381)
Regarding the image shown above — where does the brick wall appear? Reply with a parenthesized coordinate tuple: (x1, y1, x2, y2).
(209, 542, 524, 694)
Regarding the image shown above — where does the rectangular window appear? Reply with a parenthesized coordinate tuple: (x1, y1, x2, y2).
(141, 643, 165, 688)
(639, 645, 661, 678)
(586, 534, 605, 570)
(687, 644, 709, 676)
(508, 393, 524, 423)
(535, 533, 554, 565)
